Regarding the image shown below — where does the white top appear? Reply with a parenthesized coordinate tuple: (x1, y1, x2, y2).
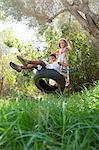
(33, 61, 60, 74)
(45, 61, 60, 72)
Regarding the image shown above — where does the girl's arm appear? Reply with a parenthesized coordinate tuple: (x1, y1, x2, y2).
(52, 50, 59, 55)
(58, 62, 69, 67)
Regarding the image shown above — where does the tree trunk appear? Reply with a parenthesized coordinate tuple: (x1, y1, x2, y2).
(0, 77, 4, 95)
(48, 0, 99, 42)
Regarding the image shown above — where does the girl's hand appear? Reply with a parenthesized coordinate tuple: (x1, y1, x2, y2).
(58, 62, 69, 67)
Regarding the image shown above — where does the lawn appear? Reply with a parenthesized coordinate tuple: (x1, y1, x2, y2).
(0, 83, 99, 150)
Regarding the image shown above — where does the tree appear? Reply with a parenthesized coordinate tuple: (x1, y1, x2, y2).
(1, 0, 99, 41)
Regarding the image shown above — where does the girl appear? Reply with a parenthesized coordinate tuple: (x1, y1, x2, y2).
(53, 38, 70, 86)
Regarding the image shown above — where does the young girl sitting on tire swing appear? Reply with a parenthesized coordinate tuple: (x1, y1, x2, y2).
(10, 38, 70, 87)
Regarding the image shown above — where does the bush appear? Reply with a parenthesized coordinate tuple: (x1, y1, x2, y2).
(57, 23, 99, 91)
(68, 33, 99, 91)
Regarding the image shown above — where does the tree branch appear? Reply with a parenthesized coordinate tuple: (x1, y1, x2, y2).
(47, 8, 67, 22)
(72, 0, 99, 25)
(71, 10, 89, 30)
(88, 11, 99, 25)
(82, 0, 89, 5)
(85, 13, 99, 39)
(73, 0, 81, 6)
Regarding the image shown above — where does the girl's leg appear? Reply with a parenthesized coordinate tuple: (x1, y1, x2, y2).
(65, 74, 70, 87)
(60, 69, 70, 87)
(65, 67, 70, 87)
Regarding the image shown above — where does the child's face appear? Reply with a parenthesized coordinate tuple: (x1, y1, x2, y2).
(59, 40, 66, 48)
(49, 56, 56, 63)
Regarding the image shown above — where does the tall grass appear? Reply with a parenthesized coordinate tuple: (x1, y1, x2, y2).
(0, 83, 99, 150)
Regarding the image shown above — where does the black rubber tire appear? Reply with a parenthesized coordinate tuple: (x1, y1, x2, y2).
(33, 68, 65, 93)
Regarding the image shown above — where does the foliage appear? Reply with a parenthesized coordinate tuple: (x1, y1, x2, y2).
(0, 21, 98, 96)
(0, 10, 6, 20)
(44, 26, 60, 53)
(0, 83, 99, 149)
(2, 50, 37, 96)
(2, 24, 99, 94)
(68, 33, 99, 91)
(44, 23, 99, 91)
(2, 29, 20, 48)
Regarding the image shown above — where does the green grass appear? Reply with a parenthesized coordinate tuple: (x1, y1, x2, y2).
(0, 83, 99, 150)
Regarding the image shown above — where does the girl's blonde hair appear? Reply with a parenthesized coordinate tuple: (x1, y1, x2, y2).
(59, 38, 71, 49)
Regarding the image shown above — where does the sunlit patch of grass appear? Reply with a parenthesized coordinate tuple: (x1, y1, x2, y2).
(0, 82, 99, 150)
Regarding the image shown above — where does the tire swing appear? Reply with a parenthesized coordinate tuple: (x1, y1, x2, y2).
(33, 68, 65, 93)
